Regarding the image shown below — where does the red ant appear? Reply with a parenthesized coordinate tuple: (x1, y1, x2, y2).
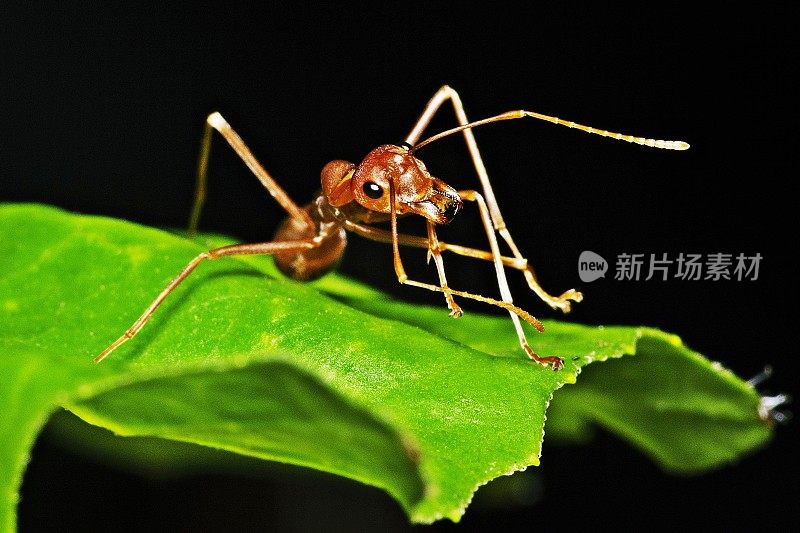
(95, 85, 688, 369)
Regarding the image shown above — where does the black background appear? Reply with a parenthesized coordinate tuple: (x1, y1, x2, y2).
(3, 3, 797, 531)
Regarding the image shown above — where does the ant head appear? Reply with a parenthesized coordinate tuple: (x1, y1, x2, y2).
(321, 145, 462, 224)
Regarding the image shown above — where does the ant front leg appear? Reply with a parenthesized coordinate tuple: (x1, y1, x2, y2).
(94, 239, 320, 363)
(406, 85, 582, 313)
(426, 221, 462, 317)
(385, 182, 558, 368)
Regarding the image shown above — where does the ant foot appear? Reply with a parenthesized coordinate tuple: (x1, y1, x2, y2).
(550, 289, 583, 314)
(542, 355, 564, 370)
(524, 344, 564, 370)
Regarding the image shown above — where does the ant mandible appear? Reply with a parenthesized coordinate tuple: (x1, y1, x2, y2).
(95, 85, 688, 369)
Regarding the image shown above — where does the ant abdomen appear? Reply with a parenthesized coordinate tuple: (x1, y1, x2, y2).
(272, 209, 347, 281)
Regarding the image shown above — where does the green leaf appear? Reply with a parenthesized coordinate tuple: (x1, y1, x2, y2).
(0, 203, 773, 529)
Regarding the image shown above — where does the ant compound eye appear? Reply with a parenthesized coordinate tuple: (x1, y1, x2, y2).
(362, 182, 384, 199)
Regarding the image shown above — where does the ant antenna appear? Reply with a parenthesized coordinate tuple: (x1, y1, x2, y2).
(410, 109, 690, 153)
